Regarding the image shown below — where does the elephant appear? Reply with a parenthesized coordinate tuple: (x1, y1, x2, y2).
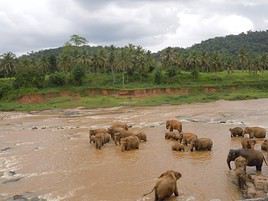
(108, 127, 125, 141)
(181, 132, 198, 146)
(109, 122, 129, 132)
(261, 140, 268, 151)
(121, 136, 139, 152)
(89, 135, 95, 144)
(234, 156, 247, 171)
(89, 128, 107, 136)
(235, 167, 247, 190)
(172, 142, 185, 152)
(241, 138, 256, 149)
(234, 156, 248, 190)
(227, 149, 268, 171)
(190, 138, 213, 151)
(143, 170, 182, 201)
(244, 127, 266, 138)
(166, 120, 182, 133)
(102, 133, 111, 144)
(135, 132, 147, 142)
(229, 127, 244, 137)
(165, 132, 181, 141)
(95, 133, 105, 150)
(114, 129, 135, 145)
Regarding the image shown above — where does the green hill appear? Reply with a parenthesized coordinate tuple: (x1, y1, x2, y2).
(188, 30, 268, 54)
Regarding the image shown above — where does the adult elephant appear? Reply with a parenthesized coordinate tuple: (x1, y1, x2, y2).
(227, 149, 268, 171)
(166, 120, 182, 133)
(143, 170, 182, 201)
(244, 127, 266, 138)
(190, 138, 213, 151)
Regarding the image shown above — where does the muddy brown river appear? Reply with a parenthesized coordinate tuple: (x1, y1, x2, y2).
(1, 99, 268, 201)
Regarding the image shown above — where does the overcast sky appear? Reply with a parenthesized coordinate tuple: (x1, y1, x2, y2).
(0, 0, 267, 55)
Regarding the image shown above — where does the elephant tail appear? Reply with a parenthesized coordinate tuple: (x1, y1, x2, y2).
(143, 187, 155, 197)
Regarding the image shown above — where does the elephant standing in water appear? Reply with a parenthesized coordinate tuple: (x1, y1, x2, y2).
(190, 138, 213, 151)
(229, 127, 244, 137)
(166, 120, 182, 132)
(227, 149, 268, 171)
(143, 170, 182, 201)
(121, 136, 140, 152)
(244, 127, 266, 138)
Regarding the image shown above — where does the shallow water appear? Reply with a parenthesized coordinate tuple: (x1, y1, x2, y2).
(1, 99, 268, 201)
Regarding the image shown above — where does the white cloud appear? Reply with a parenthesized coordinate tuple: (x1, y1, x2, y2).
(0, 0, 266, 54)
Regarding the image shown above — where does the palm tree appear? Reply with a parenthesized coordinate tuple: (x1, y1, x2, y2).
(0, 52, 17, 77)
(238, 48, 248, 72)
(108, 45, 116, 84)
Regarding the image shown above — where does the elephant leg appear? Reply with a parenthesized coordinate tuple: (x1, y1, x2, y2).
(174, 183, 179, 196)
(154, 190, 158, 201)
(256, 165, 262, 171)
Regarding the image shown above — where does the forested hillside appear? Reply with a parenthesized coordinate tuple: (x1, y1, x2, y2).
(0, 31, 267, 93)
(190, 30, 268, 54)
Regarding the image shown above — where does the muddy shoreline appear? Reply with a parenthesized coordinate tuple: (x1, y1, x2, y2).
(1, 99, 268, 201)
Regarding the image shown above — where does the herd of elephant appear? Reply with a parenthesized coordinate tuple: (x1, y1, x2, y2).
(165, 119, 213, 152)
(227, 126, 268, 192)
(88, 120, 267, 200)
(89, 122, 147, 151)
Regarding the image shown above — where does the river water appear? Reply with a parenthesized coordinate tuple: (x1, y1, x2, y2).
(1, 99, 268, 201)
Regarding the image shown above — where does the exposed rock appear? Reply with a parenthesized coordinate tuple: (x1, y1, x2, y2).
(2, 177, 23, 184)
(1, 147, 11, 152)
(8, 170, 16, 176)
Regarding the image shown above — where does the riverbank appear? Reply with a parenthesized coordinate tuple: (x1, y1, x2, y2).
(0, 71, 268, 111)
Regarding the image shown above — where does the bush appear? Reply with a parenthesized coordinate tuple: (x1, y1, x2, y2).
(48, 72, 66, 86)
(154, 68, 162, 85)
(0, 83, 12, 99)
(13, 66, 45, 88)
(71, 66, 85, 85)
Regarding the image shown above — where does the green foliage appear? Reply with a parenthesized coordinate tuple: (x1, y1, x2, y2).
(154, 68, 162, 85)
(0, 82, 12, 99)
(71, 65, 85, 85)
(48, 72, 66, 86)
(13, 62, 45, 89)
(191, 67, 199, 80)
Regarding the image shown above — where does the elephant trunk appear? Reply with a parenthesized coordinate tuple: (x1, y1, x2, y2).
(227, 158, 232, 170)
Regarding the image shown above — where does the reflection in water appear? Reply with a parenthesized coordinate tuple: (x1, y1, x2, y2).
(1, 99, 268, 201)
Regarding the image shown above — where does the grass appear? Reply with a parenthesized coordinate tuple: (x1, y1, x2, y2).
(0, 87, 267, 111)
(0, 71, 268, 111)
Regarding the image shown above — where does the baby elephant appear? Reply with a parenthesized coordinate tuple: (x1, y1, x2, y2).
(181, 133, 198, 146)
(95, 133, 104, 150)
(166, 120, 182, 133)
(234, 156, 247, 170)
(261, 140, 268, 151)
(244, 127, 266, 138)
(172, 142, 185, 152)
(234, 156, 248, 190)
(229, 127, 244, 137)
(241, 138, 256, 150)
(121, 136, 140, 152)
(190, 138, 213, 151)
(135, 132, 147, 142)
(143, 170, 182, 201)
(165, 132, 181, 141)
